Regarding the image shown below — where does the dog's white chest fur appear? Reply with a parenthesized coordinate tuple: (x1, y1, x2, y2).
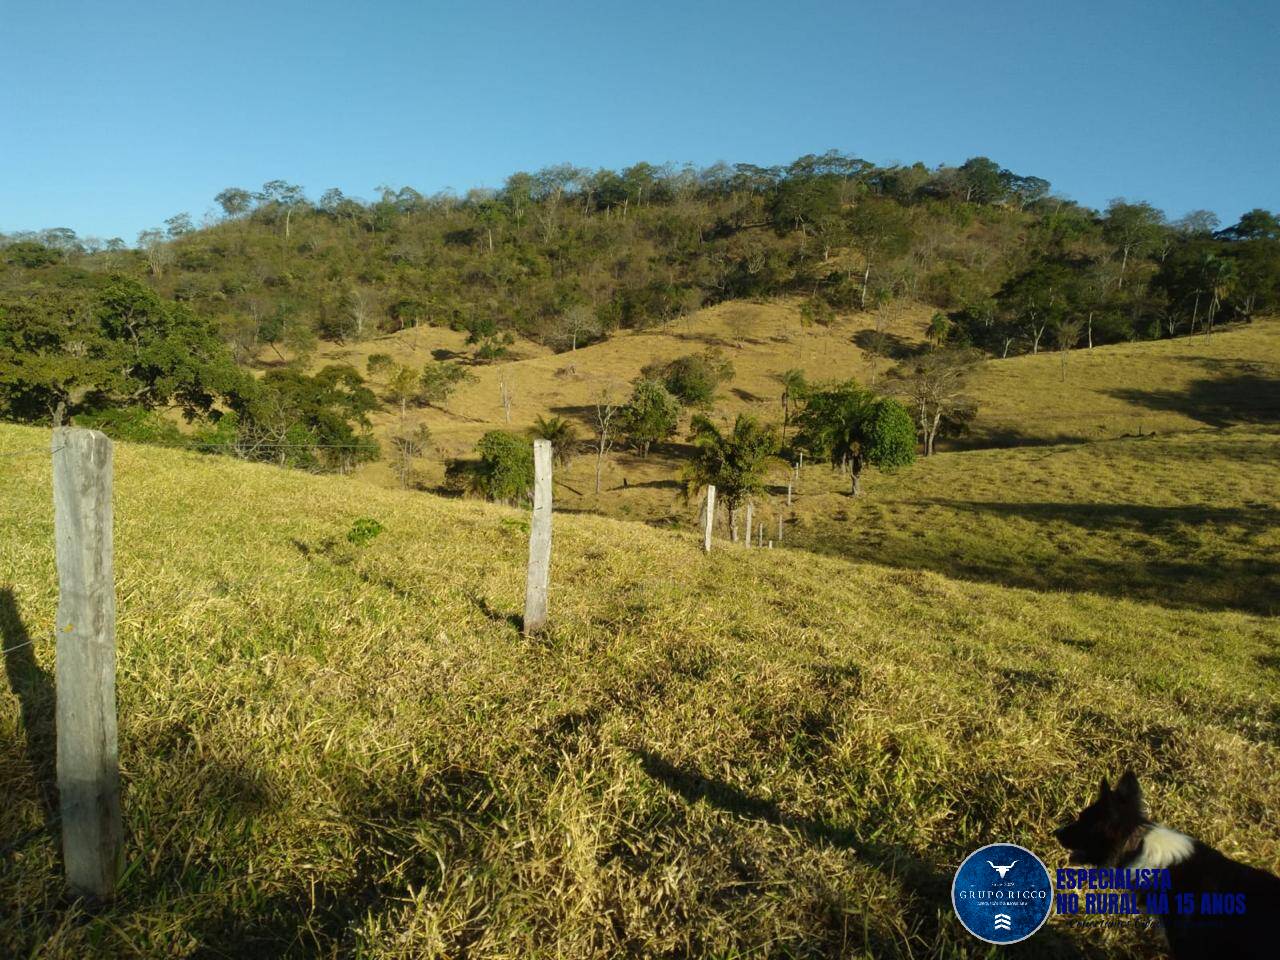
(1129, 825, 1195, 869)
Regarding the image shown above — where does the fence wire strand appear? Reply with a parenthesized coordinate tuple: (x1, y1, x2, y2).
(1, 636, 38, 656)
(0, 445, 66, 459)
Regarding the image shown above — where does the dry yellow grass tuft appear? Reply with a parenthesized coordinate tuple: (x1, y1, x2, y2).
(2, 423, 1277, 958)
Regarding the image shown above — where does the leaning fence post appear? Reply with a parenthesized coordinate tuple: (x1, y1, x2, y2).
(52, 427, 122, 899)
(744, 501, 754, 549)
(522, 439, 553, 635)
(702, 485, 716, 553)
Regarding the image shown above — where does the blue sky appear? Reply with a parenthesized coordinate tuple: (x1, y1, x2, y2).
(2, 0, 1276, 241)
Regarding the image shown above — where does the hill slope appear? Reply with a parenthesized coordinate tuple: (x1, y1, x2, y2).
(314, 306, 1278, 515)
(784, 426, 1280, 615)
(964, 317, 1280, 447)
(2, 424, 1277, 958)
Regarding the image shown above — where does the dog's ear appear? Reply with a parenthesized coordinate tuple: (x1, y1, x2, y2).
(1114, 769, 1147, 816)
(1098, 775, 1111, 799)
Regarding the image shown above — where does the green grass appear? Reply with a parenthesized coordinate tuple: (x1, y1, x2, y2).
(964, 318, 1280, 447)
(2, 423, 1278, 958)
(782, 427, 1280, 616)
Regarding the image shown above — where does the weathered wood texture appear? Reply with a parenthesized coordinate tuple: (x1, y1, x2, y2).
(522, 439, 553, 635)
(52, 427, 122, 899)
(702, 485, 716, 553)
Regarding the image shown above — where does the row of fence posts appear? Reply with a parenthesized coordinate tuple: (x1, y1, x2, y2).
(36, 431, 802, 899)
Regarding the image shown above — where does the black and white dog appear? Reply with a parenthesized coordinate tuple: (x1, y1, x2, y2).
(1054, 770, 1280, 959)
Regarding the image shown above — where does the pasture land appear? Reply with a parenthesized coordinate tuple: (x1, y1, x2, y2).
(2, 423, 1277, 958)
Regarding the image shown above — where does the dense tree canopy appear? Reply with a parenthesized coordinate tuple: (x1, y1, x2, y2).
(3, 153, 1276, 477)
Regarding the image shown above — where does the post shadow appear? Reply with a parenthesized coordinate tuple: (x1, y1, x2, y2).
(1, 587, 58, 828)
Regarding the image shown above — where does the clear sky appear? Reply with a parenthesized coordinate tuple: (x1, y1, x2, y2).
(2, 0, 1276, 242)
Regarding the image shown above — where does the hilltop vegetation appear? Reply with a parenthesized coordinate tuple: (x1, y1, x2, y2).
(2, 423, 1277, 958)
(3, 153, 1279, 473)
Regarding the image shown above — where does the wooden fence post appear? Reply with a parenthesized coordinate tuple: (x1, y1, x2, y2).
(703, 485, 715, 553)
(744, 502, 753, 548)
(52, 427, 122, 899)
(777, 513, 784, 542)
(787, 479, 792, 507)
(523, 439, 553, 635)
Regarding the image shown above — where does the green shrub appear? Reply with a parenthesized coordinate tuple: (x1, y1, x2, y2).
(474, 431, 534, 503)
(75, 406, 187, 447)
(646, 349, 734, 406)
(620, 380, 681, 456)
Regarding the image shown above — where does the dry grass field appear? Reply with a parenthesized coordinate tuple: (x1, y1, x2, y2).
(291, 307, 1279, 551)
(964, 319, 1280, 448)
(2, 422, 1277, 958)
(291, 297, 935, 489)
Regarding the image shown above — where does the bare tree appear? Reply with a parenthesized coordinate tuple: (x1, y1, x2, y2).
(549, 305, 602, 352)
(346, 287, 376, 341)
(887, 348, 981, 456)
(390, 424, 431, 489)
(591, 386, 622, 495)
(861, 312, 892, 385)
(137, 228, 173, 277)
(499, 373, 514, 423)
(1054, 318, 1084, 382)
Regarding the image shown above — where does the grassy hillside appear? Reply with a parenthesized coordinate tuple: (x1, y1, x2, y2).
(306, 296, 933, 485)
(964, 318, 1280, 447)
(784, 427, 1280, 616)
(3, 423, 1278, 958)
(313, 306, 1277, 514)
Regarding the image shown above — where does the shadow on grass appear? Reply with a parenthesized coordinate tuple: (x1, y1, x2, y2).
(807, 499, 1279, 616)
(1, 588, 57, 825)
(632, 748, 1099, 958)
(929, 499, 1280, 537)
(945, 427, 1105, 452)
(851, 329, 926, 361)
(617, 478, 681, 491)
(150, 766, 497, 959)
(1107, 365, 1280, 428)
(547, 403, 597, 429)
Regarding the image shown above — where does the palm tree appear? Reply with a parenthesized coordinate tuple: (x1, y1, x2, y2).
(926, 312, 952, 350)
(773, 368, 808, 439)
(528, 414, 578, 466)
(682, 414, 779, 534)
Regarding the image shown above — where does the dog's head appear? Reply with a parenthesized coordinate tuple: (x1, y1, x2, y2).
(1054, 770, 1148, 865)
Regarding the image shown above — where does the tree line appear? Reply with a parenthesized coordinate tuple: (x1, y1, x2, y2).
(2, 151, 1276, 470)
